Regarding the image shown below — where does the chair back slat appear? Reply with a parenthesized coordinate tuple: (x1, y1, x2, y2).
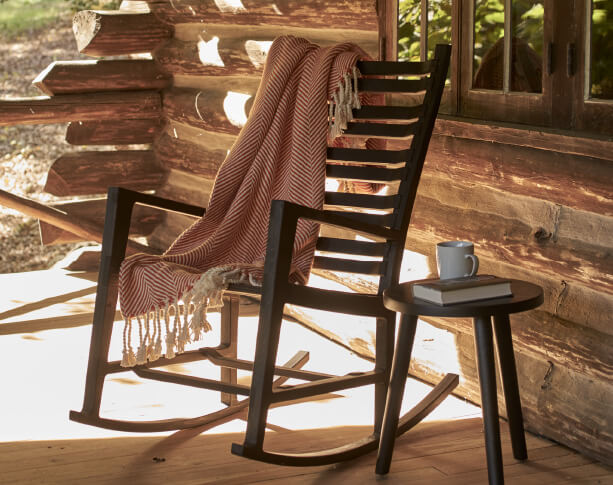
(312, 256, 384, 275)
(316, 237, 387, 256)
(315, 44, 451, 290)
(357, 59, 436, 75)
(358, 78, 430, 93)
(324, 192, 398, 210)
(327, 147, 409, 164)
(325, 210, 394, 227)
(352, 105, 423, 121)
(326, 164, 403, 182)
(341, 121, 418, 138)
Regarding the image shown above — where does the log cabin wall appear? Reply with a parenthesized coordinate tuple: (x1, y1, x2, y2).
(408, 119, 613, 465)
(0, 0, 609, 470)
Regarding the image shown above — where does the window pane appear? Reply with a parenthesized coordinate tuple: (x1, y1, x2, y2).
(473, 0, 505, 89)
(399, 0, 452, 63)
(427, 0, 453, 61)
(591, 0, 613, 99)
(510, 1, 543, 93)
(399, 0, 422, 62)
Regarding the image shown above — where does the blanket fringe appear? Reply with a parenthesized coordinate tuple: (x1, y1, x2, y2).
(120, 266, 249, 367)
(329, 66, 362, 140)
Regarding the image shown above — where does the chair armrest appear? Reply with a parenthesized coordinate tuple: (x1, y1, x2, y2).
(109, 187, 206, 217)
(258, 199, 402, 303)
(272, 199, 401, 241)
(100, 187, 205, 262)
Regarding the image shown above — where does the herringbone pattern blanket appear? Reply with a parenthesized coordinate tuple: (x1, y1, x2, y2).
(118, 35, 369, 367)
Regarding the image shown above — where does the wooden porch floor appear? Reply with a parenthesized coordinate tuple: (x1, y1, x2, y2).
(1, 269, 611, 485)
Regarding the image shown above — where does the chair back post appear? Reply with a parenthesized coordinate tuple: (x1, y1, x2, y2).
(383, 44, 452, 290)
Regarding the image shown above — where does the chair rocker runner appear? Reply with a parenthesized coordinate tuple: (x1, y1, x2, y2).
(70, 44, 455, 465)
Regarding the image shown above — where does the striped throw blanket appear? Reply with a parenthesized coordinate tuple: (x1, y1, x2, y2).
(118, 35, 370, 367)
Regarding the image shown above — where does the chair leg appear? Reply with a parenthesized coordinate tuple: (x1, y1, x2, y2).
(473, 316, 504, 485)
(79, 188, 133, 417)
(220, 295, 239, 406)
(375, 313, 418, 475)
(493, 313, 527, 460)
(240, 299, 286, 450)
(374, 310, 397, 434)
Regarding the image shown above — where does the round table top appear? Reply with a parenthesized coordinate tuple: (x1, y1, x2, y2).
(383, 279, 544, 318)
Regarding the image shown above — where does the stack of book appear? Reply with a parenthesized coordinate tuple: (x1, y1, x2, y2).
(411, 275, 512, 305)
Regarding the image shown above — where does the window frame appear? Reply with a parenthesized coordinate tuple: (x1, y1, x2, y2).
(458, 0, 551, 126)
(399, 0, 613, 135)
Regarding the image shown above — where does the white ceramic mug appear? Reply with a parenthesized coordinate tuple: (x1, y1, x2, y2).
(436, 241, 479, 280)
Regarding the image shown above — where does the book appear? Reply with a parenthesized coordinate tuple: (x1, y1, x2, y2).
(411, 275, 513, 305)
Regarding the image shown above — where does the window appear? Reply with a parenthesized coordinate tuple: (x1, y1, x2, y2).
(398, 0, 613, 135)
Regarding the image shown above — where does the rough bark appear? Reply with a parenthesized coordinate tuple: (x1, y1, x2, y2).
(44, 150, 166, 196)
(72, 10, 172, 56)
(0, 91, 161, 126)
(145, 0, 378, 30)
(33, 59, 170, 95)
(65, 119, 162, 145)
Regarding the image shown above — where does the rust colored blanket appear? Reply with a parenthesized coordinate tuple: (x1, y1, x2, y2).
(118, 35, 369, 367)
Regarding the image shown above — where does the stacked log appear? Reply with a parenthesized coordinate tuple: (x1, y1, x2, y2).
(0, 2, 173, 252)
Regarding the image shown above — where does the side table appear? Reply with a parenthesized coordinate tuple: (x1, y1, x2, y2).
(376, 279, 543, 485)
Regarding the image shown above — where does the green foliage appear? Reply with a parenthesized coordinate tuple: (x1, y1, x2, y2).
(0, 0, 67, 38)
(67, 0, 120, 12)
(399, 0, 452, 62)
(591, 0, 613, 99)
(0, 0, 120, 38)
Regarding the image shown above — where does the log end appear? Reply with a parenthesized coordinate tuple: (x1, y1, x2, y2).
(31, 62, 56, 96)
(119, 1, 150, 13)
(73, 10, 101, 54)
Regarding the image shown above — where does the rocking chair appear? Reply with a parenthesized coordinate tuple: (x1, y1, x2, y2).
(70, 44, 454, 465)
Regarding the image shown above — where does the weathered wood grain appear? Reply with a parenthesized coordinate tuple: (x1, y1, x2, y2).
(157, 24, 378, 78)
(163, 87, 253, 136)
(145, 0, 378, 30)
(72, 10, 172, 56)
(434, 117, 613, 162)
(65, 119, 162, 145)
(33, 59, 170, 95)
(0, 91, 161, 126)
(154, 131, 228, 180)
(44, 150, 166, 196)
(155, 38, 265, 78)
(39, 198, 164, 245)
(400, 234, 613, 338)
(408, 175, 613, 292)
(154, 169, 214, 209)
(421, 134, 613, 216)
(146, 210, 200, 252)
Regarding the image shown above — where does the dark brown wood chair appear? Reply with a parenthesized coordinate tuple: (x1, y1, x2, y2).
(70, 44, 454, 465)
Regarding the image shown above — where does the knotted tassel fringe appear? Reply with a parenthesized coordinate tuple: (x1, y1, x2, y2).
(328, 66, 362, 140)
(119, 266, 249, 367)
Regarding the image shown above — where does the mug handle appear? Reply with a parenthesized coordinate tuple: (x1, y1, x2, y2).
(464, 254, 479, 277)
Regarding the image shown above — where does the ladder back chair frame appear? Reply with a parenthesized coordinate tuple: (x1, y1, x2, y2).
(70, 44, 455, 464)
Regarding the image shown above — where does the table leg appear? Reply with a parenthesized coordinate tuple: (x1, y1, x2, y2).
(493, 313, 528, 460)
(375, 313, 418, 475)
(474, 315, 504, 485)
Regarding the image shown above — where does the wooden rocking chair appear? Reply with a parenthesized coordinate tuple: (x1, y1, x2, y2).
(70, 44, 454, 465)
